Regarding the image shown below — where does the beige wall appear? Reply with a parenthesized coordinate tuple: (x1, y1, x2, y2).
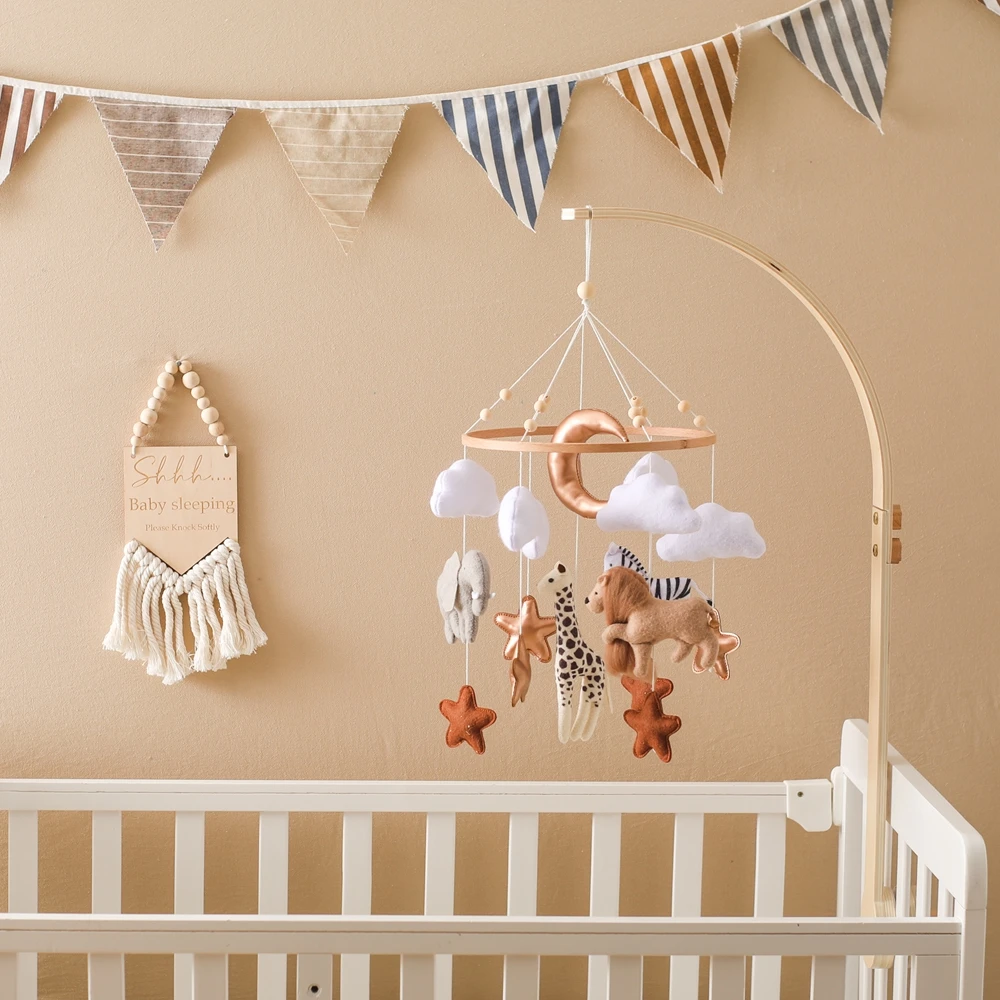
(0, 0, 997, 997)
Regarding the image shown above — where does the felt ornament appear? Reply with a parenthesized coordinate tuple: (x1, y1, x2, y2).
(547, 409, 629, 518)
(624, 690, 682, 762)
(604, 543, 706, 602)
(493, 596, 557, 663)
(498, 486, 550, 559)
(430, 459, 500, 518)
(538, 561, 606, 744)
(104, 360, 265, 684)
(621, 673, 675, 710)
(623, 452, 678, 486)
(437, 550, 492, 644)
(696, 625, 740, 681)
(509, 641, 532, 706)
(656, 501, 765, 561)
(596, 473, 701, 535)
(439, 684, 497, 754)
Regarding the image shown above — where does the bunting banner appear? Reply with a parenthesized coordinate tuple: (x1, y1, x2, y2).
(769, 0, 893, 127)
(436, 82, 575, 230)
(0, 0, 992, 248)
(94, 99, 234, 250)
(0, 84, 62, 184)
(607, 33, 740, 190)
(265, 105, 407, 252)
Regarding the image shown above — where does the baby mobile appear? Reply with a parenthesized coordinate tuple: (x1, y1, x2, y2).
(431, 220, 763, 760)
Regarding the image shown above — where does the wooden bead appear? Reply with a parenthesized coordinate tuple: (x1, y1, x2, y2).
(693, 414, 707, 428)
(201, 407, 219, 424)
(208, 421, 225, 436)
(130, 435, 142, 447)
(537, 393, 549, 402)
(523, 418, 537, 433)
(191, 385, 207, 400)
(178, 360, 193, 374)
(480, 408, 491, 421)
(152, 386, 167, 401)
(577, 280, 594, 301)
(628, 406, 640, 419)
(147, 397, 161, 411)
(156, 372, 175, 390)
(133, 422, 149, 437)
(629, 395, 641, 404)
(140, 408, 158, 426)
(632, 415, 649, 429)
(677, 400, 691, 413)
(533, 400, 547, 413)
(164, 360, 178, 375)
(216, 435, 230, 447)
(182, 371, 200, 388)
(196, 396, 212, 410)
(499, 388, 512, 402)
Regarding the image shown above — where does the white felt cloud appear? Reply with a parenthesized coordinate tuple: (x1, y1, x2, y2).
(656, 502, 766, 561)
(596, 473, 701, 534)
(623, 453, 678, 486)
(498, 486, 550, 559)
(429, 459, 500, 518)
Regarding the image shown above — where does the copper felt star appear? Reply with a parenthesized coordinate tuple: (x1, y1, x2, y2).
(693, 620, 740, 680)
(624, 691, 682, 763)
(440, 684, 497, 755)
(493, 596, 557, 663)
(621, 674, 674, 710)
(509, 641, 532, 706)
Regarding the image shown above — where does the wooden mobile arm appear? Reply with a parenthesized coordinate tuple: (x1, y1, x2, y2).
(562, 207, 899, 961)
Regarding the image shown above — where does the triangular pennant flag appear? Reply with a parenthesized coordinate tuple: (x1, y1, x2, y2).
(770, 0, 893, 127)
(0, 84, 63, 184)
(265, 105, 407, 252)
(607, 34, 740, 191)
(436, 82, 576, 230)
(979, 0, 1000, 14)
(94, 98, 234, 250)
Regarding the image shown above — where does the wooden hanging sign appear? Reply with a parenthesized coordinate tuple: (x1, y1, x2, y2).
(124, 445, 238, 574)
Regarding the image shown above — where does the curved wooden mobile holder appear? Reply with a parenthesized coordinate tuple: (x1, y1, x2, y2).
(561, 206, 901, 968)
(462, 424, 716, 453)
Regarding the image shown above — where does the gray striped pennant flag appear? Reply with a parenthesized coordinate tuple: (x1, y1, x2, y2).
(770, 0, 893, 127)
(265, 106, 407, 253)
(607, 34, 741, 191)
(436, 81, 575, 230)
(0, 85, 63, 185)
(94, 98, 235, 250)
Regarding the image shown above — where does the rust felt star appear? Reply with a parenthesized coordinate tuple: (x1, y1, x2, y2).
(509, 640, 532, 706)
(623, 690, 682, 763)
(621, 674, 674, 710)
(493, 596, 557, 663)
(439, 685, 497, 755)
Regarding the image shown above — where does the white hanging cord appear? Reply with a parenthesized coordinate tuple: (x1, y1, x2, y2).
(521, 320, 584, 440)
(526, 453, 533, 593)
(586, 315, 653, 442)
(648, 532, 653, 571)
(711, 444, 716, 603)
(584, 210, 593, 283)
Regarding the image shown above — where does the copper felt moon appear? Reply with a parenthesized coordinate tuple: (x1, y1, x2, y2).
(546, 409, 626, 517)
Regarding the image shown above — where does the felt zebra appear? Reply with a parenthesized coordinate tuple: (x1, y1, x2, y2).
(538, 562, 605, 743)
(604, 544, 711, 604)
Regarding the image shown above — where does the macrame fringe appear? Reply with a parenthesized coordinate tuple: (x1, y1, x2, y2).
(103, 538, 267, 685)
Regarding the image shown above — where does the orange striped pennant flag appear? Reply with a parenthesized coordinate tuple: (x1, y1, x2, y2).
(265, 106, 407, 252)
(0, 85, 63, 185)
(607, 33, 741, 191)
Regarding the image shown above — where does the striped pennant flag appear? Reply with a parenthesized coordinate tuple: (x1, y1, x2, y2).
(980, 0, 1000, 14)
(265, 106, 407, 252)
(0, 85, 63, 185)
(94, 98, 234, 251)
(607, 34, 740, 191)
(770, 0, 893, 127)
(436, 82, 575, 230)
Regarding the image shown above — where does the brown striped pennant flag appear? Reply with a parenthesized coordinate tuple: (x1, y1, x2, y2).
(94, 99, 234, 251)
(0, 85, 63, 185)
(607, 34, 741, 191)
(265, 106, 407, 252)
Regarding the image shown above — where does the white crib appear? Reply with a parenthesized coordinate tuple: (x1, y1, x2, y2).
(0, 719, 985, 1000)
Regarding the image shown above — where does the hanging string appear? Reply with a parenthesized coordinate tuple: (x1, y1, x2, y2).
(526, 452, 532, 594)
(584, 209, 593, 282)
(710, 444, 716, 604)
(586, 316, 653, 442)
(521, 320, 584, 441)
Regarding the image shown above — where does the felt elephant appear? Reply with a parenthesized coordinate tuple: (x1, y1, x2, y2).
(436, 550, 492, 644)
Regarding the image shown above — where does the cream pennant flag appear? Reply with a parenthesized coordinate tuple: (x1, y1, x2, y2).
(265, 106, 407, 252)
(94, 98, 234, 250)
(436, 82, 576, 230)
(0, 84, 63, 185)
(770, 0, 893, 126)
(607, 34, 740, 191)
(979, 0, 1000, 14)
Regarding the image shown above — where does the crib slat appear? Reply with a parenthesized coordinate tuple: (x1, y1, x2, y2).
(174, 812, 206, 1000)
(810, 956, 845, 1000)
(341, 812, 373, 1000)
(709, 956, 744, 999)
(937, 888, 954, 918)
(400, 955, 436, 1000)
(588, 813, 622, 1000)
(90, 812, 125, 1000)
(607, 957, 642, 1000)
(892, 839, 912, 1000)
(192, 954, 228, 1000)
(257, 812, 289, 1000)
(914, 862, 931, 917)
(669, 813, 704, 1000)
(296, 954, 333, 1000)
(751, 813, 785, 1000)
(424, 812, 456, 1000)
(910, 956, 958, 1000)
(503, 813, 539, 1000)
(873, 968, 889, 1000)
(9, 811, 38, 1000)
(837, 774, 863, 1000)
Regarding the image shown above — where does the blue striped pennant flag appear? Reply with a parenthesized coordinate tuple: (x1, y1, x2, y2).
(436, 81, 575, 230)
(770, 0, 893, 127)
